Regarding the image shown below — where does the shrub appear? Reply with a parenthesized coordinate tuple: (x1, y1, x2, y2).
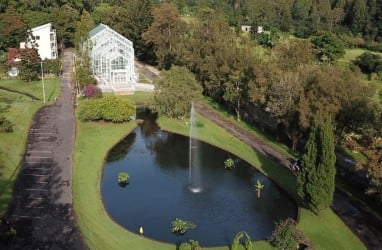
(77, 96, 135, 123)
(82, 84, 102, 99)
(77, 99, 104, 122)
(224, 158, 235, 170)
(0, 116, 13, 133)
(179, 240, 201, 250)
(268, 218, 311, 250)
(101, 96, 135, 122)
(171, 218, 196, 235)
(118, 172, 129, 187)
(354, 52, 382, 74)
(232, 231, 252, 250)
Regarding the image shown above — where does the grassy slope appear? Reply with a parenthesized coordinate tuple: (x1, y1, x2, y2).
(0, 78, 59, 214)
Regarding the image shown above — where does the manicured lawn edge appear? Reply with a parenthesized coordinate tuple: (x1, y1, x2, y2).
(73, 113, 364, 249)
(73, 121, 176, 250)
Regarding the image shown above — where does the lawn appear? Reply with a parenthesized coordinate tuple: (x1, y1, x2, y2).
(0, 78, 60, 215)
(0, 77, 60, 102)
(73, 108, 364, 249)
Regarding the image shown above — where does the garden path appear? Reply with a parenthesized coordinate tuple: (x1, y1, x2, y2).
(1, 49, 84, 249)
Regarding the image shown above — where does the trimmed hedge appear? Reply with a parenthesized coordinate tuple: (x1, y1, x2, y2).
(77, 96, 135, 123)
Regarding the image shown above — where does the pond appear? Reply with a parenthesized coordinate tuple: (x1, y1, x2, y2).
(101, 118, 297, 247)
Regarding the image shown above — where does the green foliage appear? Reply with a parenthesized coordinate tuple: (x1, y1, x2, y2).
(224, 157, 235, 170)
(254, 180, 264, 198)
(179, 239, 202, 250)
(254, 30, 280, 48)
(0, 116, 13, 133)
(268, 218, 310, 250)
(118, 172, 129, 186)
(171, 218, 196, 235)
(154, 66, 202, 119)
(77, 96, 135, 123)
(231, 231, 252, 250)
(43, 59, 61, 76)
(297, 121, 336, 213)
(51, 4, 80, 47)
(311, 34, 345, 62)
(18, 48, 40, 82)
(143, 3, 183, 69)
(0, 8, 27, 50)
(354, 52, 382, 74)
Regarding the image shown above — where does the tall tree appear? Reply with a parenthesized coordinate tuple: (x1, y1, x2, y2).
(121, 0, 156, 63)
(74, 10, 95, 50)
(143, 3, 184, 69)
(153, 66, 202, 119)
(0, 8, 27, 50)
(18, 48, 41, 82)
(297, 120, 336, 213)
(51, 4, 80, 47)
(184, 8, 237, 101)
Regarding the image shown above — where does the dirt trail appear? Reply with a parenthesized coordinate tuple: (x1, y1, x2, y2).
(195, 102, 382, 250)
(1, 49, 84, 249)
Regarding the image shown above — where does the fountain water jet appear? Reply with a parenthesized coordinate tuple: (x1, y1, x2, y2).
(188, 102, 202, 193)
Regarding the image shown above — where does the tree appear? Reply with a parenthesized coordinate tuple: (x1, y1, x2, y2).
(143, 3, 184, 69)
(268, 218, 311, 250)
(51, 4, 80, 47)
(354, 52, 382, 75)
(121, 0, 156, 63)
(0, 8, 27, 50)
(297, 120, 336, 213)
(311, 34, 345, 63)
(154, 66, 202, 119)
(18, 48, 40, 82)
(74, 10, 94, 50)
(184, 8, 237, 101)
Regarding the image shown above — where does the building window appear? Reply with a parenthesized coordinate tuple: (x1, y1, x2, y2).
(111, 57, 125, 70)
(35, 36, 40, 40)
(114, 73, 126, 84)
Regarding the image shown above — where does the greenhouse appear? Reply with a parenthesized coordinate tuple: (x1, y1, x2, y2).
(89, 24, 137, 93)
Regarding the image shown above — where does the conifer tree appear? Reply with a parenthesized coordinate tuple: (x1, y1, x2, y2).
(297, 120, 336, 213)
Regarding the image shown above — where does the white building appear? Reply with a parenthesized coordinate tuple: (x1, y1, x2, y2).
(88, 24, 138, 94)
(20, 23, 58, 60)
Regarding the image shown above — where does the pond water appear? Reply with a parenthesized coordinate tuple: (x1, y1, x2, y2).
(101, 118, 296, 246)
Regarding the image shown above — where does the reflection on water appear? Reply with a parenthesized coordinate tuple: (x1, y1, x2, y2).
(101, 118, 297, 246)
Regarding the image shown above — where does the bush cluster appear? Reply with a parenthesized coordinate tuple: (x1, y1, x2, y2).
(77, 96, 135, 123)
(268, 218, 311, 250)
(0, 116, 13, 133)
(82, 84, 102, 98)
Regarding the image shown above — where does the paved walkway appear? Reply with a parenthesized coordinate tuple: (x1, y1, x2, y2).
(2, 49, 84, 249)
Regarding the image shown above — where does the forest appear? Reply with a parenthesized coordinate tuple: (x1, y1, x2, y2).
(0, 0, 381, 202)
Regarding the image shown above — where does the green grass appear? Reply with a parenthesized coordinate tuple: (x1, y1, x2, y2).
(126, 91, 154, 105)
(73, 121, 175, 250)
(158, 116, 365, 250)
(202, 97, 299, 160)
(0, 77, 60, 102)
(0, 92, 44, 214)
(73, 109, 364, 249)
(0, 78, 60, 215)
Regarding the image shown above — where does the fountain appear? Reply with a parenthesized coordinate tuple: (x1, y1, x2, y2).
(101, 109, 297, 246)
(188, 102, 203, 193)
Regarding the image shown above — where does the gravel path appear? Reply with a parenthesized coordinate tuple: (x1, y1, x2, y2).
(195, 102, 382, 250)
(1, 49, 84, 249)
